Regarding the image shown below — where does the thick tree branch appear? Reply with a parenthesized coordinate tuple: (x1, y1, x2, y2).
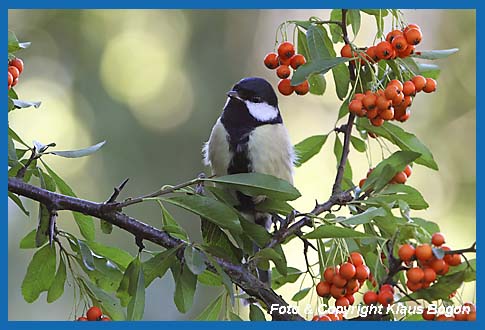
(8, 177, 303, 321)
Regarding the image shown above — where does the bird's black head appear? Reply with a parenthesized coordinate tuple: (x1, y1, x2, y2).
(222, 77, 282, 127)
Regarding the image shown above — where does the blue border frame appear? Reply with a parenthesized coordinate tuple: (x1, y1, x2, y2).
(4, 1, 480, 329)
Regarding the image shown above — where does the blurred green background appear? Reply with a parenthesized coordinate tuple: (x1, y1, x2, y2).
(8, 10, 475, 320)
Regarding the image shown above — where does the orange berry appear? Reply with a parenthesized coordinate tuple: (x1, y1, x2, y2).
(430, 259, 449, 275)
(386, 29, 403, 43)
(355, 264, 370, 280)
(380, 284, 394, 293)
(415, 244, 433, 262)
(276, 65, 291, 79)
(377, 290, 394, 306)
(86, 306, 103, 321)
(332, 274, 348, 288)
(406, 280, 423, 292)
(384, 85, 399, 100)
(431, 232, 446, 247)
(394, 106, 410, 122)
(349, 99, 364, 114)
(402, 81, 416, 96)
(346, 278, 360, 293)
(354, 93, 365, 101)
(339, 262, 357, 280)
(404, 28, 422, 45)
(335, 296, 350, 308)
(388, 79, 404, 91)
(316, 281, 331, 297)
(375, 41, 393, 60)
(398, 244, 415, 262)
(330, 284, 346, 298)
(403, 24, 421, 34)
(8, 72, 13, 88)
(319, 315, 332, 321)
(101, 316, 111, 321)
(411, 75, 427, 92)
(397, 45, 415, 58)
(454, 312, 468, 321)
(366, 108, 378, 120)
(290, 54, 306, 69)
(464, 302, 476, 313)
(423, 267, 437, 283)
(366, 46, 378, 63)
(324, 266, 339, 283)
(294, 80, 310, 95)
(9, 58, 24, 74)
(8, 66, 20, 80)
(407, 267, 425, 283)
(376, 95, 392, 111)
(392, 35, 408, 51)
(77, 317, 88, 321)
(311, 315, 320, 321)
(392, 171, 407, 184)
(392, 93, 404, 107)
(278, 55, 291, 66)
(436, 315, 453, 321)
(445, 253, 462, 266)
(422, 308, 435, 321)
(264, 52, 279, 69)
(277, 79, 293, 96)
(362, 93, 377, 110)
(345, 294, 355, 305)
(11, 78, 18, 87)
(404, 165, 412, 178)
(359, 178, 366, 188)
(371, 117, 384, 127)
(363, 291, 378, 305)
(340, 44, 353, 58)
(423, 78, 437, 93)
(278, 41, 295, 60)
(380, 108, 394, 121)
(467, 312, 476, 321)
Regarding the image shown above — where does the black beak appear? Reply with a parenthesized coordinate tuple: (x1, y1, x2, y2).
(227, 90, 243, 102)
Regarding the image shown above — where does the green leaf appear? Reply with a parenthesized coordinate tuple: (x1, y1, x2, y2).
(19, 230, 37, 249)
(127, 260, 145, 321)
(448, 259, 476, 282)
(329, 10, 343, 43)
(47, 256, 67, 303)
(364, 184, 429, 210)
(143, 248, 178, 287)
(117, 258, 141, 307)
(362, 151, 421, 192)
(291, 57, 350, 86)
(229, 312, 243, 321)
(8, 31, 31, 53)
(42, 162, 96, 241)
(306, 25, 333, 59)
(83, 257, 123, 293)
(410, 217, 440, 236)
(271, 267, 303, 290)
(47, 141, 106, 158)
(338, 99, 350, 120)
(21, 244, 57, 303)
(417, 63, 441, 79)
(206, 255, 234, 304)
(304, 225, 372, 239)
(173, 264, 198, 313)
(86, 241, 133, 270)
(8, 134, 18, 166)
(100, 220, 113, 234)
(401, 271, 465, 303)
(195, 293, 223, 320)
(12, 99, 41, 109)
(82, 278, 126, 320)
(205, 173, 301, 201)
(293, 135, 328, 167)
(197, 270, 222, 286)
(412, 48, 459, 60)
(332, 63, 350, 100)
(334, 135, 353, 190)
(399, 57, 420, 75)
(253, 248, 286, 276)
(163, 195, 242, 233)
(184, 246, 207, 275)
(34, 168, 52, 247)
(8, 127, 30, 148)
(357, 120, 438, 170)
(249, 304, 266, 321)
(348, 9, 361, 36)
(350, 136, 366, 153)
(78, 239, 95, 271)
(255, 198, 294, 215)
(9, 192, 30, 216)
(157, 201, 188, 240)
(291, 287, 311, 302)
(338, 207, 387, 225)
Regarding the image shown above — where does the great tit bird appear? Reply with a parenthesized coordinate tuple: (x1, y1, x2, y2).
(203, 77, 295, 282)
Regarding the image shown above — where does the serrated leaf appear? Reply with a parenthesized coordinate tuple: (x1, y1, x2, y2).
(82, 278, 126, 320)
(291, 287, 311, 302)
(291, 57, 350, 86)
(21, 244, 56, 303)
(304, 225, 372, 239)
(205, 173, 301, 201)
(249, 304, 266, 321)
(86, 241, 132, 270)
(9, 192, 30, 216)
(184, 246, 207, 275)
(42, 162, 95, 241)
(195, 293, 223, 320)
(47, 141, 106, 158)
(163, 195, 242, 233)
(47, 256, 66, 303)
(412, 48, 459, 60)
(271, 267, 303, 290)
(293, 135, 328, 167)
(350, 136, 366, 153)
(173, 264, 197, 313)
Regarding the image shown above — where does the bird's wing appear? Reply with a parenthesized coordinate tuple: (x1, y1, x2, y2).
(203, 118, 231, 176)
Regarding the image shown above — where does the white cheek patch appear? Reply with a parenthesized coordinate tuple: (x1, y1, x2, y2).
(244, 101, 279, 122)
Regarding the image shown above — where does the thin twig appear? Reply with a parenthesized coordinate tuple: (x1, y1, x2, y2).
(105, 178, 130, 204)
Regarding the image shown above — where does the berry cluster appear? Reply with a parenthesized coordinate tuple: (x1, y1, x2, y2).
(311, 312, 344, 321)
(398, 232, 462, 292)
(264, 42, 309, 96)
(422, 303, 476, 321)
(76, 306, 111, 321)
(341, 24, 423, 63)
(8, 58, 24, 90)
(359, 164, 413, 189)
(362, 284, 395, 307)
(349, 75, 436, 126)
(315, 252, 370, 310)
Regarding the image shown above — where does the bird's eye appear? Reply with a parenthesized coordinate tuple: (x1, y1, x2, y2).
(251, 96, 263, 103)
